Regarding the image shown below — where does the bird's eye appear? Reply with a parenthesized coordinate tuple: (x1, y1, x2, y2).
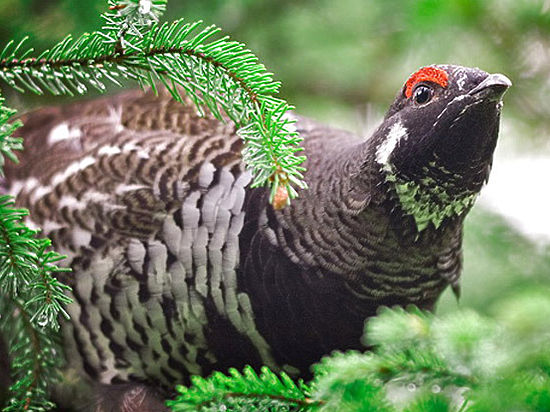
(413, 85, 433, 105)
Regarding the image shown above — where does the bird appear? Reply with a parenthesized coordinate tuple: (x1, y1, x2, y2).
(3, 64, 510, 410)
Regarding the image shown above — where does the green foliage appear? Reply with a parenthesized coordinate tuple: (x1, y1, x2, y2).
(0, 101, 23, 175)
(167, 365, 316, 411)
(311, 352, 390, 411)
(0, 200, 72, 411)
(0, 100, 71, 410)
(169, 295, 550, 411)
(102, 0, 167, 40)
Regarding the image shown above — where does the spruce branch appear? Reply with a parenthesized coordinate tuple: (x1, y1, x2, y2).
(0, 1, 307, 208)
(0, 100, 71, 409)
(0, 194, 71, 411)
(103, 0, 167, 37)
(167, 365, 320, 411)
(0, 100, 23, 176)
(0, 299, 57, 412)
(309, 300, 550, 411)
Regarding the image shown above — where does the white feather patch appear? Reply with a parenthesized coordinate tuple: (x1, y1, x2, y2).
(455, 68, 468, 91)
(58, 195, 86, 210)
(97, 145, 122, 156)
(30, 185, 53, 202)
(122, 142, 149, 159)
(6, 181, 23, 197)
(41, 219, 63, 233)
(71, 227, 92, 249)
(198, 162, 215, 189)
(115, 183, 148, 195)
(48, 122, 82, 145)
(376, 121, 408, 165)
(127, 239, 146, 273)
(50, 156, 96, 188)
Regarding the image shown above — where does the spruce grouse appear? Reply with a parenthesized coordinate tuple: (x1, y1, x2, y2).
(3, 64, 510, 410)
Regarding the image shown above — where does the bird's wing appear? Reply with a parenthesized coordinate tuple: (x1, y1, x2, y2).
(6, 88, 245, 251)
(3, 89, 262, 387)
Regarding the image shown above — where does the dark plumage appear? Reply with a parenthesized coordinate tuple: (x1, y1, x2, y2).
(3, 64, 510, 410)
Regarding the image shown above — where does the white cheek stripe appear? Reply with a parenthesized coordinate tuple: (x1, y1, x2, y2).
(376, 121, 408, 165)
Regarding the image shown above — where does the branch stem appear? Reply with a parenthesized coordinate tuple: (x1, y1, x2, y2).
(197, 392, 324, 409)
(0, 44, 287, 182)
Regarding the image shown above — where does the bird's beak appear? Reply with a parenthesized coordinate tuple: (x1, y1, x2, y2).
(469, 73, 512, 101)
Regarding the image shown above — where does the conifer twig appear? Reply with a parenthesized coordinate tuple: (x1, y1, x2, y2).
(0, 0, 307, 208)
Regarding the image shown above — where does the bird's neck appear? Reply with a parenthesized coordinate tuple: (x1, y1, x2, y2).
(269, 135, 468, 291)
(379, 159, 479, 232)
(272, 138, 448, 275)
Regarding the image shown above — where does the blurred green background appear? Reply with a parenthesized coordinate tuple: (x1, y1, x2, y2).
(0, 0, 549, 315)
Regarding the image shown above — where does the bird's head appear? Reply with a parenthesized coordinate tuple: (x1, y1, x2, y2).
(371, 64, 511, 231)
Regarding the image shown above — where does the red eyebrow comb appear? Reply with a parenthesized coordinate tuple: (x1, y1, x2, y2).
(405, 66, 449, 98)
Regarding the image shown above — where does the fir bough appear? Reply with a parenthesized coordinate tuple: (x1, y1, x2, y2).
(168, 291, 550, 411)
(0, 0, 307, 206)
(0, 103, 71, 409)
(0, 102, 23, 175)
(167, 366, 318, 411)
